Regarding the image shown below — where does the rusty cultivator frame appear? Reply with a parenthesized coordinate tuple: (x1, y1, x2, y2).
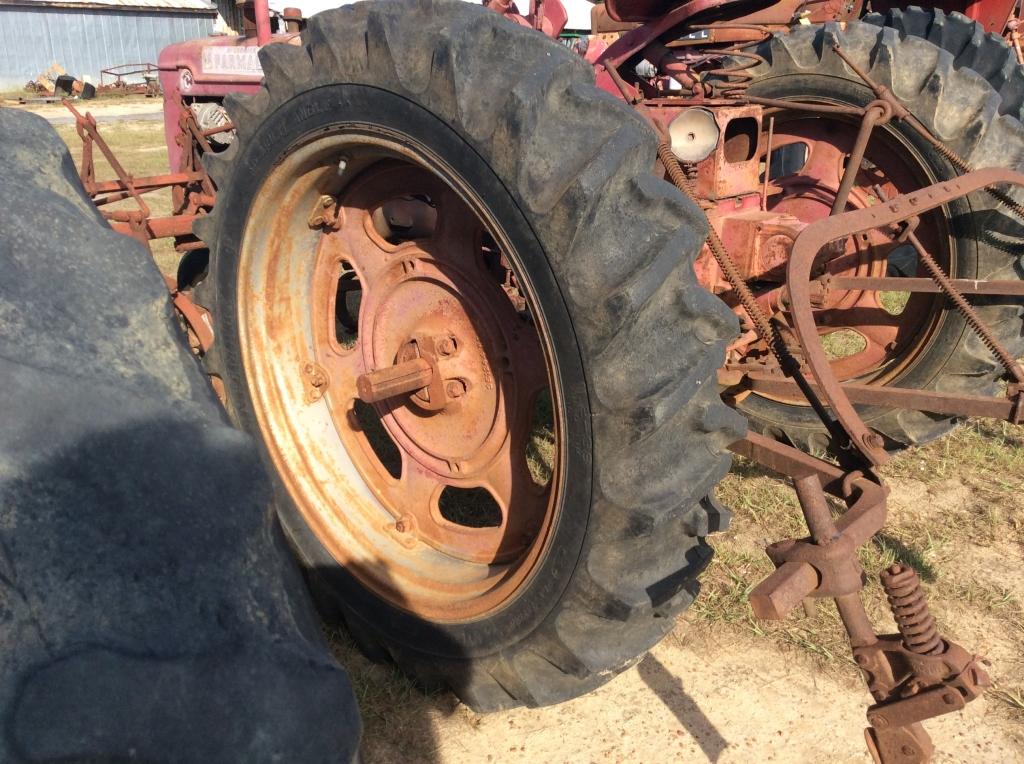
(64, 0, 1024, 761)
(64, 97, 220, 351)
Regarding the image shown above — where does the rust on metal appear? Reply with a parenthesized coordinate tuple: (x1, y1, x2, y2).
(743, 374, 1023, 423)
(732, 432, 991, 764)
(827, 275, 1024, 295)
(786, 167, 1024, 466)
(356, 356, 434, 404)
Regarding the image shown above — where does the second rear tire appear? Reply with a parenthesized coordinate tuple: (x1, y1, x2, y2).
(194, 0, 744, 710)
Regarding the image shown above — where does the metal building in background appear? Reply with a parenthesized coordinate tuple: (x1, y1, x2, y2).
(0, 0, 219, 90)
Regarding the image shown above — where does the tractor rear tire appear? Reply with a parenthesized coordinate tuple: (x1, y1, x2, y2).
(194, 0, 744, 710)
(864, 5, 1024, 122)
(737, 20, 1024, 454)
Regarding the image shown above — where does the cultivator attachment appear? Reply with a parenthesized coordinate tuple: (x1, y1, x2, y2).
(733, 432, 991, 763)
(719, 142, 1022, 764)
(713, 113, 1022, 764)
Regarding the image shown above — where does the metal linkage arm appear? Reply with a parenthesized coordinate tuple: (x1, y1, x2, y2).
(730, 433, 990, 764)
(787, 167, 1024, 467)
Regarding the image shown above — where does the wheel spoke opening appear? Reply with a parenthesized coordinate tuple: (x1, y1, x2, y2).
(526, 389, 555, 487)
(822, 328, 868, 361)
(334, 260, 361, 349)
(438, 486, 502, 528)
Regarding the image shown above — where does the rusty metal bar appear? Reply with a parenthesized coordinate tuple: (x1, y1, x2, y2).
(64, 100, 150, 222)
(744, 375, 1020, 421)
(830, 275, 1024, 296)
(109, 214, 198, 241)
(89, 172, 203, 195)
(830, 102, 888, 215)
(730, 430, 847, 493)
(745, 95, 866, 116)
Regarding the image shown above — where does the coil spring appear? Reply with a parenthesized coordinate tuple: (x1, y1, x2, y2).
(880, 564, 943, 656)
(926, 137, 1024, 222)
(704, 49, 767, 98)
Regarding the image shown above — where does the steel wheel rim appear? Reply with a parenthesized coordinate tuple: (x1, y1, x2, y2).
(742, 104, 959, 403)
(236, 129, 563, 622)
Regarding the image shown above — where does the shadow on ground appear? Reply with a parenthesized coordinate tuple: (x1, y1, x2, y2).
(638, 654, 728, 762)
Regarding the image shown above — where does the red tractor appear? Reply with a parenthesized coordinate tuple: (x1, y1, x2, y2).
(67, 1, 1024, 760)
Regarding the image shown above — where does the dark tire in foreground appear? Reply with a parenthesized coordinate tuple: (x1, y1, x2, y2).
(194, 0, 744, 710)
(736, 20, 1024, 454)
(0, 107, 360, 762)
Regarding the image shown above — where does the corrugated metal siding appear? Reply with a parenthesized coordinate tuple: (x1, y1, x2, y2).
(6, 0, 216, 11)
(212, 0, 242, 33)
(0, 7, 214, 88)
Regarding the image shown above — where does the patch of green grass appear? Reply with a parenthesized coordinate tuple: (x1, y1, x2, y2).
(821, 328, 866, 361)
(883, 419, 1024, 489)
(879, 290, 911, 315)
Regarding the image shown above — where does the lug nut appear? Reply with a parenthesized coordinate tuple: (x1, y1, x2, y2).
(437, 337, 457, 356)
(446, 379, 466, 399)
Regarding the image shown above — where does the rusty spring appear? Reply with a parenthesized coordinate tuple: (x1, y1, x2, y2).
(922, 129, 1024, 222)
(880, 564, 943, 656)
(703, 49, 767, 98)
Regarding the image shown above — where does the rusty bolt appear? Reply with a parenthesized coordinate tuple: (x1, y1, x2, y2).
(307, 195, 335, 228)
(943, 692, 958, 706)
(862, 432, 885, 451)
(395, 519, 407, 533)
(869, 714, 888, 729)
(901, 746, 916, 757)
(446, 379, 467, 399)
(437, 337, 457, 357)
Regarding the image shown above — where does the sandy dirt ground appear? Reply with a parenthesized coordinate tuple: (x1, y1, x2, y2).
(2, 95, 162, 123)
(350, 630, 1022, 764)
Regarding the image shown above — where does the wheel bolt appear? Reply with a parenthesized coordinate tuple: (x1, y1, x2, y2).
(446, 379, 466, 399)
(438, 337, 457, 356)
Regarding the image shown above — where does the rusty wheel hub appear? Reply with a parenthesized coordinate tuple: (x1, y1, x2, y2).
(238, 136, 560, 621)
